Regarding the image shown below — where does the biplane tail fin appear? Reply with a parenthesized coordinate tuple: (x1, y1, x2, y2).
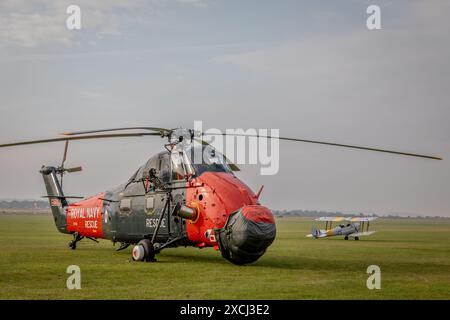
(311, 226, 320, 238)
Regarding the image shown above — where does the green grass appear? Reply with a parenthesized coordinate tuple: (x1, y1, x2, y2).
(0, 214, 449, 299)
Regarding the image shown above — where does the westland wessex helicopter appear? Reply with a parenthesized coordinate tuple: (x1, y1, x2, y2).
(0, 126, 442, 265)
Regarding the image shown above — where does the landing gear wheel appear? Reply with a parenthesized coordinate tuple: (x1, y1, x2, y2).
(68, 241, 76, 250)
(68, 233, 83, 250)
(355, 236, 360, 241)
(132, 244, 145, 261)
(132, 239, 157, 262)
(344, 236, 349, 240)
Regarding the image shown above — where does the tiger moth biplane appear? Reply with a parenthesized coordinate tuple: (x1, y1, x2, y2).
(307, 216, 378, 240)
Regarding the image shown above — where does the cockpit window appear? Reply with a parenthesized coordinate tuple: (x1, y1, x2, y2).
(128, 168, 139, 182)
(171, 152, 187, 181)
(186, 145, 232, 176)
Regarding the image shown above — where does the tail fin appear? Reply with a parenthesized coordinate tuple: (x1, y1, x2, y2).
(40, 166, 68, 234)
(311, 226, 320, 238)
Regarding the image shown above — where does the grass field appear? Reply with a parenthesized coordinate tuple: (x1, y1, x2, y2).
(0, 214, 449, 299)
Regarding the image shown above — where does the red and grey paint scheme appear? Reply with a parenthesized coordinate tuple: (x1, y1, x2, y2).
(41, 143, 276, 265)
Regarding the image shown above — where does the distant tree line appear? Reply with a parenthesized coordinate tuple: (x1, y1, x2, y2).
(272, 209, 447, 219)
(271, 209, 375, 217)
(0, 200, 49, 209)
(0, 201, 446, 219)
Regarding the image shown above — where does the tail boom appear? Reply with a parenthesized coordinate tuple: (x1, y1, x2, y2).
(40, 166, 68, 234)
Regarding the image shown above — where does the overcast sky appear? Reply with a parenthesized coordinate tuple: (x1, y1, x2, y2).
(0, 0, 449, 216)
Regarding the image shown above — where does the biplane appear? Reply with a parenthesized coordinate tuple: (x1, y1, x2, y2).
(306, 216, 377, 240)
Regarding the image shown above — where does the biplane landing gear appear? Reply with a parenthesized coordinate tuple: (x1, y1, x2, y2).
(354, 237, 360, 241)
(132, 239, 157, 262)
(344, 236, 349, 240)
(68, 233, 83, 250)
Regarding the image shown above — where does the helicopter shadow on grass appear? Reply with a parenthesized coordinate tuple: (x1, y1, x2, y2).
(112, 247, 306, 269)
(110, 247, 446, 274)
(110, 243, 353, 271)
(113, 247, 226, 265)
(123, 250, 363, 272)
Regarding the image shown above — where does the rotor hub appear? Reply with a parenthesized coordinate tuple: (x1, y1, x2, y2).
(169, 128, 201, 146)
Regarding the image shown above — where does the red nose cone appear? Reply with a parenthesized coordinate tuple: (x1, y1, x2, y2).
(216, 204, 277, 265)
(240, 205, 275, 224)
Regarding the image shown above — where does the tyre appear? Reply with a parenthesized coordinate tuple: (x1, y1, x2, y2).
(68, 241, 76, 250)
(132, 244, 145, 261)
(132, 239, 156, 262)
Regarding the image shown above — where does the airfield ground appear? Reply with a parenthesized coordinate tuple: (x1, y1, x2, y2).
(0, 214, 449, 299)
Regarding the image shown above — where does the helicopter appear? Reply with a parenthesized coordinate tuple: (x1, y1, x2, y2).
(0, 126, 442, 265)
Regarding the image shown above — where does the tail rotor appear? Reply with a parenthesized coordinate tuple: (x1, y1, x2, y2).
(57, 140, 82, 188)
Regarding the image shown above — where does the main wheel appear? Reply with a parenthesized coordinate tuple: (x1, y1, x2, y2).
(344, 236, 349, 240)
(355, 236, 360, 241)
(132, 244, 145, 261)
(132, 239, 156, 262)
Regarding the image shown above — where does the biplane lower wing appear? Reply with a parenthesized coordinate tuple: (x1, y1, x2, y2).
(348, 231, 376, 238)
(305, 233, 328, 238)
(306, 227, 328, 238)
(345, 217, 378, 222)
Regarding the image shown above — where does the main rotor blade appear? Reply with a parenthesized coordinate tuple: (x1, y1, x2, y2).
(62, 140, 69, 167)
(0, 133, 160, 148)
(202, 133, 442, 160)
(62, 127, 171, 136)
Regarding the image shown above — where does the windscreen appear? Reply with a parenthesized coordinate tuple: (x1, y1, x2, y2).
(186, 145, 232, 176)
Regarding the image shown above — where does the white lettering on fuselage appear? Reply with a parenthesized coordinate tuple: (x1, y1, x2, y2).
(68, 207, 101, 219)
(146, 218, 166, 228)
(85, 220, 98, 229)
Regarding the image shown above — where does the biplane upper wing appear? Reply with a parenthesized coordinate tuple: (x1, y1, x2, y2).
(314, 217, 346, 222)
(345, 217, 378, 222)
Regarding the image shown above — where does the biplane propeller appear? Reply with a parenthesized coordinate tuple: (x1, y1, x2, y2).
(0, 125, 442, 264)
